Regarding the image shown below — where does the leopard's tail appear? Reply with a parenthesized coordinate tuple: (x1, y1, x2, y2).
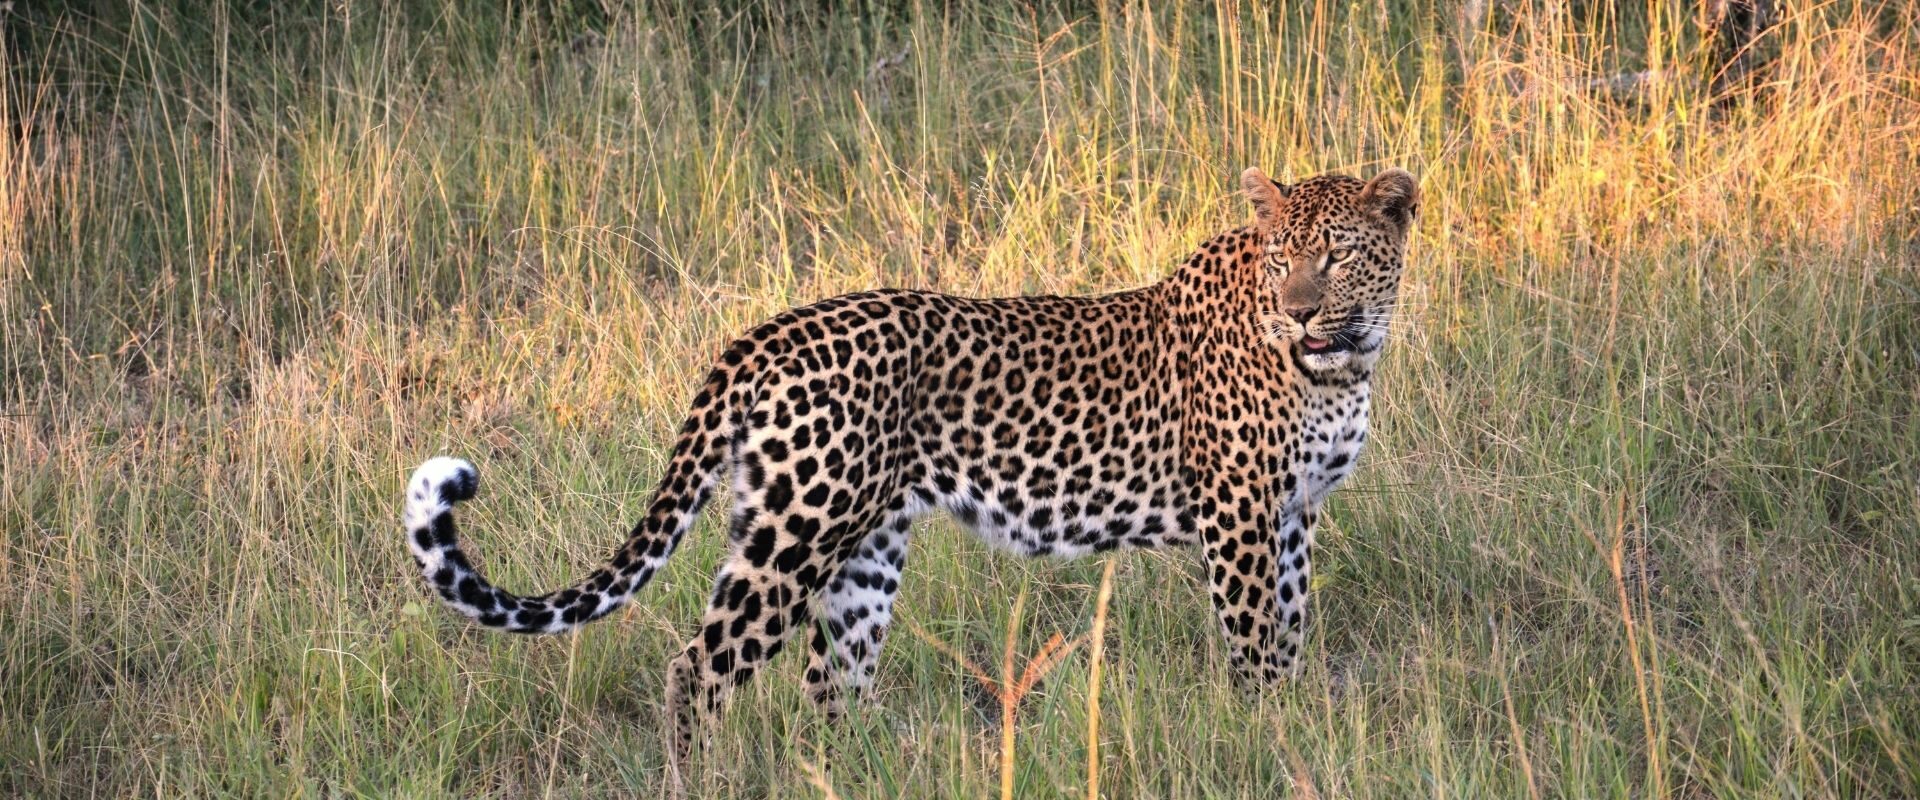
(401, 369, 739, 635)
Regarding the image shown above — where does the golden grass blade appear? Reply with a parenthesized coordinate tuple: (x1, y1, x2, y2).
(1001, 589, 1027, 800)
(797, 757, 844, 800)
(1085, 557, 1117, 800)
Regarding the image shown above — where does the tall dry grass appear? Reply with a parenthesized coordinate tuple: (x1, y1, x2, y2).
(3, 1, 1917, 797)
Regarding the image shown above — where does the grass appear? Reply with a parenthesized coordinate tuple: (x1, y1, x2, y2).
(4, 0, 1918, 796)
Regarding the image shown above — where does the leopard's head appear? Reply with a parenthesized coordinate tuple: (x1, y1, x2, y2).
(1242, 167, 1419, 374)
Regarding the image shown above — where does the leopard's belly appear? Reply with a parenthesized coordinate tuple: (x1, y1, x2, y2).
(915, 452, 1194, 558)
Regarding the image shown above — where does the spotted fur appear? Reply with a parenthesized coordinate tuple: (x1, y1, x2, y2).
(401, 167, 1419, 776)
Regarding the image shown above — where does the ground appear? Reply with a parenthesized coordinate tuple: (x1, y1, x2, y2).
(3, 2, 1917, 798)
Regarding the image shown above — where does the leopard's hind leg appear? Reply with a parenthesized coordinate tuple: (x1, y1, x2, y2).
(804, 509, 914, 715)
(663, 526, 852, 788)
(662, 478, 895, 786)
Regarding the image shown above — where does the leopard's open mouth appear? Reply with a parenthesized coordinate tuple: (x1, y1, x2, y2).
(1298, 307, 1388, 356)
(1299, 321, 1363, 354)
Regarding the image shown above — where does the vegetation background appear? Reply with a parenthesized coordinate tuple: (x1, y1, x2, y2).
(4, 0, 1917, 796)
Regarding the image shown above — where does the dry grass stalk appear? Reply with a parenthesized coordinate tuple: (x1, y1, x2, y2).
(1580, 490, 1665, 799)
(904, 586, 1091, 800)
(1084, 557, 1117, 800)
(797, 757, 843, 800)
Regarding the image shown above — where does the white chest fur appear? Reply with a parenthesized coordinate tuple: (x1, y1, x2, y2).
(1297, 383, 1370, 511)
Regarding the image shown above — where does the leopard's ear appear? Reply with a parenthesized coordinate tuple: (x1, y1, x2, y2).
(1241, 167, 1290, 226)
(1361, 168, 1419, 231)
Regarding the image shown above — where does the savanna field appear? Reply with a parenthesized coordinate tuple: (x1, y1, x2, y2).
(4, 1, 1918, 797)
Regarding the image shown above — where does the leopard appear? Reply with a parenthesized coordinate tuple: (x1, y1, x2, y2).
(400, 166, 1419, 778)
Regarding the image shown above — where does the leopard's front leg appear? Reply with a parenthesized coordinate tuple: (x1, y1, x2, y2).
(1203, 516, 1285, 684)
(1203, 501, 1314, 684)
(1271, 501, 1314, 677)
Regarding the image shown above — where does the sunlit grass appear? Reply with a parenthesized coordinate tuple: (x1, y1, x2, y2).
(3, 1, 1917, 797)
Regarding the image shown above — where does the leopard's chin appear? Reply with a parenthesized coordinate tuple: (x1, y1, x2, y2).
(1296, 346, 1356, 372)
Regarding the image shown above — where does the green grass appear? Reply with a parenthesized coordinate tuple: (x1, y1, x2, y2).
(4, 1, 1918, 797)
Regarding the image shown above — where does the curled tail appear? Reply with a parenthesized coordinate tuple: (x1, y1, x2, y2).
(403, 400, 733, 634)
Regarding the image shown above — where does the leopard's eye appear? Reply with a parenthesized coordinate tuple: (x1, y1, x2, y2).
(1329, 247, 1355, 264)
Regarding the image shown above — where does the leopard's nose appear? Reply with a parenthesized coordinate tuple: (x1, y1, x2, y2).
(1285, 305, 1319, 325)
